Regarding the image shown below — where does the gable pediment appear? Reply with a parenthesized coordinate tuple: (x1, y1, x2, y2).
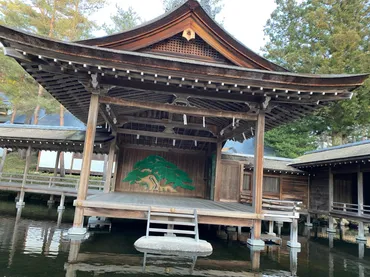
(78, 0, 287, 71)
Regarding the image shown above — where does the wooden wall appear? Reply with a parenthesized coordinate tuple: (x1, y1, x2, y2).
(309, 169, 329, 212)
(115, 148, 207, 198)
(220, 160, 309, 206)
(219, 161, 242, 202)
(281, 175, 309, 207)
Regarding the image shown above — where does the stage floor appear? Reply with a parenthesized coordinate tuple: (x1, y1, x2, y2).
(79, 192, 258, 226)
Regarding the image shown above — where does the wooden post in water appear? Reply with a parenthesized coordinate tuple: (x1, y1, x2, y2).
(68, 93, 99, 235)
(214, 141, 222, 201)
(16, 146, 31, 208)
(104, 135, 116, 193)
(327, 167, 336, 233)
(248, 110, 265, 247)
(356, 165, 366, 242)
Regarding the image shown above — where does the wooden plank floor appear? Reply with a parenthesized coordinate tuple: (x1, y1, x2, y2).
(0, 182, 101, 197)
(82, 192, 255, 218)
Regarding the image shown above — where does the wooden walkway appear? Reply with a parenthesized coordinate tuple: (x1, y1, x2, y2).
(0, 181, 102, 197)
(80, 192, 257, 227)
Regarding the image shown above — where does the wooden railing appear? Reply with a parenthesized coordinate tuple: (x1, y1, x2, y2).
(0, 173, 104, 191)
(332, 202, 370, 216)
(262, 199, 301, 219)
(240, 192, 301, 220)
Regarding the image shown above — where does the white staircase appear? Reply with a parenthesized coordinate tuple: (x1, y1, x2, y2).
(146, 207, 199, 242)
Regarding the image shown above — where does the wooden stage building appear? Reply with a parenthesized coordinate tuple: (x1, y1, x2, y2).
(0, 0, 368, 247)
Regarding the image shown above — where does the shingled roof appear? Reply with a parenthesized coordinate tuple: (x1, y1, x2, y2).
(291, 140, 370, 167)
(222, 153, 303, 173)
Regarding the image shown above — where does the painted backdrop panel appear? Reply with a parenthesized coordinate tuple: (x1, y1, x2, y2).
(115, 148, 206, 198)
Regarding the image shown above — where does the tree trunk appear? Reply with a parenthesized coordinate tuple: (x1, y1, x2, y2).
(1, 107, 17, 172)
(0, 149, 7, 173)
(10, 107, 17, 123)
(33, 85, 43, 125)
(59, 105, 65, 177)
(332, 131, 343, 146)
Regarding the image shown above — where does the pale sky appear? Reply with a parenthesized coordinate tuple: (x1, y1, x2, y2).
(92, 0, 277, 53)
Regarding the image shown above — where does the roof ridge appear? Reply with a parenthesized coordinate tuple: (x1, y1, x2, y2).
(304, 140, 370, 155)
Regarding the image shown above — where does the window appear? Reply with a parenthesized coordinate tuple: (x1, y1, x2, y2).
(263, 176, 280, 193)
(243, 174, 251, 191)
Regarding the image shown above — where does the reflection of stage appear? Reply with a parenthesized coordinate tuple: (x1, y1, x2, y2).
(64, 248, 259, 277)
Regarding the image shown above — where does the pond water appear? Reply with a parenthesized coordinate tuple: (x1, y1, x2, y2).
(0, 200, 369, 277)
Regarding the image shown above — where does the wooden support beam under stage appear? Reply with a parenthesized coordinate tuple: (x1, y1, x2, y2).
(120, 116, 219, 135)
(117, 128, 217, 143)
(99, 96, 257, 121)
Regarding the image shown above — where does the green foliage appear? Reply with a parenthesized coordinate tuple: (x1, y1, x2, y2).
(163, 0, 223, 20)
(0, 0, 106, 121)
(103, 5, 141, 35)
(263, 0, 370, 146)
(123, 155, 194, 190)
(3, 152, 38, 173)
(265, 118, 319, 158)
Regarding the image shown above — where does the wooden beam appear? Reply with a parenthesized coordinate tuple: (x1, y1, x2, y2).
(120, 116, 219, 135)
(357, 165, 363, 216)
(214, 141, 222, 201)
(117, 128, 217, 143)
(104, 135, 116, 193)
(121, 143, 205, 154)
(72, 93, 100, 229)
(100, 76, 264, 104)
(251, 111, 265, 240)
(99, 96, 257, 121)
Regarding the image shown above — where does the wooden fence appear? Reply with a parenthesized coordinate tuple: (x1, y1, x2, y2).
(0, 173, 104, 191)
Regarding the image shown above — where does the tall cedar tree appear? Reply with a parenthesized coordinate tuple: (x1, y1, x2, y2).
(163, 0, 223, 20)
(103, 5, 141, 35)
(263, 0, 370, 156)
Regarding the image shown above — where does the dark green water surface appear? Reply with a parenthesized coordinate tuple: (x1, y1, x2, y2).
(0, 200, 369, 276)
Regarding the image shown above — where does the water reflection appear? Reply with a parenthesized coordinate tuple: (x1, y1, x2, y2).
(0, 204, 370, 276)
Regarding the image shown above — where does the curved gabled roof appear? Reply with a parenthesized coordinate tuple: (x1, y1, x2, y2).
(78, 0, 287, 71)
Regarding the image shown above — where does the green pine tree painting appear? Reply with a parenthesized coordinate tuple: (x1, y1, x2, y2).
(123, 155, 194, 192)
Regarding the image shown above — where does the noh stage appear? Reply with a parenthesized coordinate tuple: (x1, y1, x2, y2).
(0, 0, 368, 247)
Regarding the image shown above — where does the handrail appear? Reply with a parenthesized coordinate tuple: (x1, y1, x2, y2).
(0, 173, 104, 190)
(332, 201, 370, 215)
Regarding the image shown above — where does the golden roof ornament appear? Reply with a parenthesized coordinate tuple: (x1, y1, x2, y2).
(182, 28, 196, 41)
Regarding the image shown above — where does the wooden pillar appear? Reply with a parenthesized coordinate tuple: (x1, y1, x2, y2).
(328, 167, 333, 212)
(17, 146, 31, 208)
(54, 151, 61, 176)
(104, 135, 116, 193)
(268, 221, 276, 236)
(287, 218, 301, 248)
(248, 111, 265, 246)
(58, 193, 65, 211)
(102, 154, 108, 181)
(214, 141, 222, 201)
(70, 93, 99, 233)
(111, 152, 119, 192)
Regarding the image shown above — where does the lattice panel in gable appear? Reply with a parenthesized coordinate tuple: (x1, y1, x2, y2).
(140, 32, 233, 65)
